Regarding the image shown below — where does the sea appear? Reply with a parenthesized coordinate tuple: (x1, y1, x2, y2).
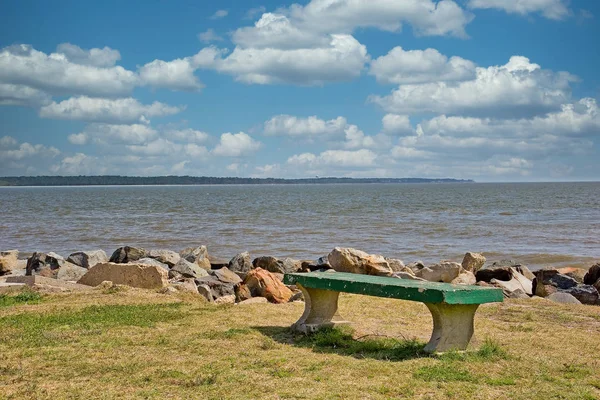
(0, 182, 598, 270)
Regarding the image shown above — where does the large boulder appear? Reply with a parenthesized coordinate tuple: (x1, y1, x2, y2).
(195, 275, 235, 299)
(148, 249, 180, 267)
(243, 268, 293, 304)
(583, 263, 600, 286)
(77, 262, 168, 289)
(67, 250, 108, 268)
(462, 252, 486, 273)
(327, 247, 393, 276)
(171, 259, 209, 279)
(415, 261, 462, 283)
(210, 267, 242, 285)
(56, 262, 88, 281)
(566, 285, 599, 305)
(228, 252, 253, 278)
(109, 246, 148, 263)
(533, 269, 578, 294)
(179, 246, 211, 270)
(0, 250, 18, 275)
(26, 252, 65, 276)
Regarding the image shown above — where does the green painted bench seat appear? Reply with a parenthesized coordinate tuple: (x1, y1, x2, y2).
(283, 272, 503, 353)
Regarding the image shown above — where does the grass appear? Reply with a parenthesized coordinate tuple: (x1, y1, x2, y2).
(0, 288, 599, 399)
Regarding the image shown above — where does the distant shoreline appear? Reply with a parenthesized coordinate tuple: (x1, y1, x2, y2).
(0, 176, 474, 187)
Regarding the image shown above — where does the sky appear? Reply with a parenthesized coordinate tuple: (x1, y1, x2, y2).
(0, 0, 599, 182)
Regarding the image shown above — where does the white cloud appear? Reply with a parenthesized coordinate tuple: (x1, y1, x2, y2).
(264, 115, 347, 137)
(0, 44, 138, 97)
(183, 143, 209, 158)
(0, 136, 18, 148)
(68, 133, 89, 145)
(288, 149, 377, 168)
(165, 128, 209, 143)
(198, 29, 224, 43)
(369, 46, 476, 84)
(39, 96, 183, 124)
(245, 6, 266, 20)
(56, 43, 121, 67)
(138, 57, 204, 91)
(370, 56, 576, 118)
(78, 123, 158, 145)
(210, 9, 228, 19)
(0, 142, 60, 160)
(468, 0, 570, 20)
(51, 153, 103, 175)
(382, 114, 414, 135)
(212, 132, 261, 157)
(0, 83, 51, 107)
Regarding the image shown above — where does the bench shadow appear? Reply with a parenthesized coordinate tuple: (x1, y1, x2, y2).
(252, 325, 428, 362)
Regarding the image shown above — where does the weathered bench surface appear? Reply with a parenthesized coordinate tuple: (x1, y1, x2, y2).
(283, 272, 503, 305)
(283, 271, 503, 353)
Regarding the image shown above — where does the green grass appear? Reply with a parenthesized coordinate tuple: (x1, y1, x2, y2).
(0, 290, 42, 307)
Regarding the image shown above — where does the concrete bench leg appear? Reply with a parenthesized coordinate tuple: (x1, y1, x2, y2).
(424, 303, 479, 353)
(291, 284, 350, 333)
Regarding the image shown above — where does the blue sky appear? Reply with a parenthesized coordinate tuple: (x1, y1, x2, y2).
(0, 0, 599, 181)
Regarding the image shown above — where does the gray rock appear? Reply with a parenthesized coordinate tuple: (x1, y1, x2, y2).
(136, 258, 169, 270)
(179, 246, 211, 270)
(566, 285, 599, 305)
(195, 275, 235, 298)
(148, 249, 180, 267)
(109, 246, 148, 263)
(197, 284, 214, 302)
(461, 252, 486, 273)
(406, 261, 426, 274)
(507, 289, 530, 299)
(67, 250, 108, 268)
(547, 292, 582, 305)
(171, 278, 199, 294)
(228, 252, 253, 278)
(56, 262, 88, 281)
(210, 267, 242, 285)
(386, 258, 406, 272)
(415, 261, 462, 283)
(26, 252, 65, 276)
(533, 269, 579, 291)
(583, 263, 600, 285)
(171, 259, 209, 279)
(252, 256, 302, 274)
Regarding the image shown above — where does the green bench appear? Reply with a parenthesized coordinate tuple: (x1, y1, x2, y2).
(283, 272, 503, 353)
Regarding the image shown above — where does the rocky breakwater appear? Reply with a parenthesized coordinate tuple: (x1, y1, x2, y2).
(2, 245, 598, 307)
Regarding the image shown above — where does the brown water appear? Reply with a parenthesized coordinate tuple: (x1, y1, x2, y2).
(0, 182, 598, 269)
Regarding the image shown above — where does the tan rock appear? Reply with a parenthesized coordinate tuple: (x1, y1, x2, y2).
(243, 267, 293, 304)
(451, 270, 477, 285)
(77, 262, 168, 289)
(416, 261, 462, 283)
(461, 252, 486, 273)
(214, 294, 236, 305)
(327, 247, 393, 276)
(197, 284, 214, 303)
(180, 246, 211, 270)
(172, 278, 199, 294)
(0, 250, 18, 275)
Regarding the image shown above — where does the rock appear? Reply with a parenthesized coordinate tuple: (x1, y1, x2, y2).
(547, 292, 582, 305)
(77, 262, 168, 289)
(66, 250, 108, 268)
(234, 283, 252, 302)
(533, 269, 579, 291)
(210, 267, 242, 285)
(515, 265, 535, 281)
(583, 263, 600, 285)
(557, 267, 587, 283)
(491, 276, 530, 297)
(148, 249, 181, 267)
(160, 286, 178, 295)
(476, 267, 513, 282)
(109, 246, 148, 263)
(462, 252, 486, 273)
(214, 294, 236, 305)
(171, 259, 209, 279)
(386, 258, 407, 273)
(406, 261, 426, 274)
(415, 261, 462, 283)
(451, 270, 477, 285)
(136, 258, 169, 270)
(507, 289, 530, 299)
(0, 250, 18, 275)
(56, 262, 88, 281)
(392, 271, 426, 281)
(195, 276, 235, 299)
(566, 285, 599, 305)
(594, 280, 600, 293)
(237, 297, 268, 306)
(243, 268, 293, 304)
(7, 275, 92, 291)
(180, 246, 211, 270)
(168, 270, 184, 280)
(289, 291, 304, 302)
(228, 252, 253, 278)
(26, 252, 65, 276)
(197, 284, 214, 302)
(327, 247, 393, 276)
(534, 283, 558, 298)
(171, 278, 199, 294)
(252, 256, 302, 274)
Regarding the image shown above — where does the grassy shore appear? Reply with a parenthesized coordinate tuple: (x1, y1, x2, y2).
(1, 288, 599, 400)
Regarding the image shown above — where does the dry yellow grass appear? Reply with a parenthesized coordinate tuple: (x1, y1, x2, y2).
(1, 287, 599, 400)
